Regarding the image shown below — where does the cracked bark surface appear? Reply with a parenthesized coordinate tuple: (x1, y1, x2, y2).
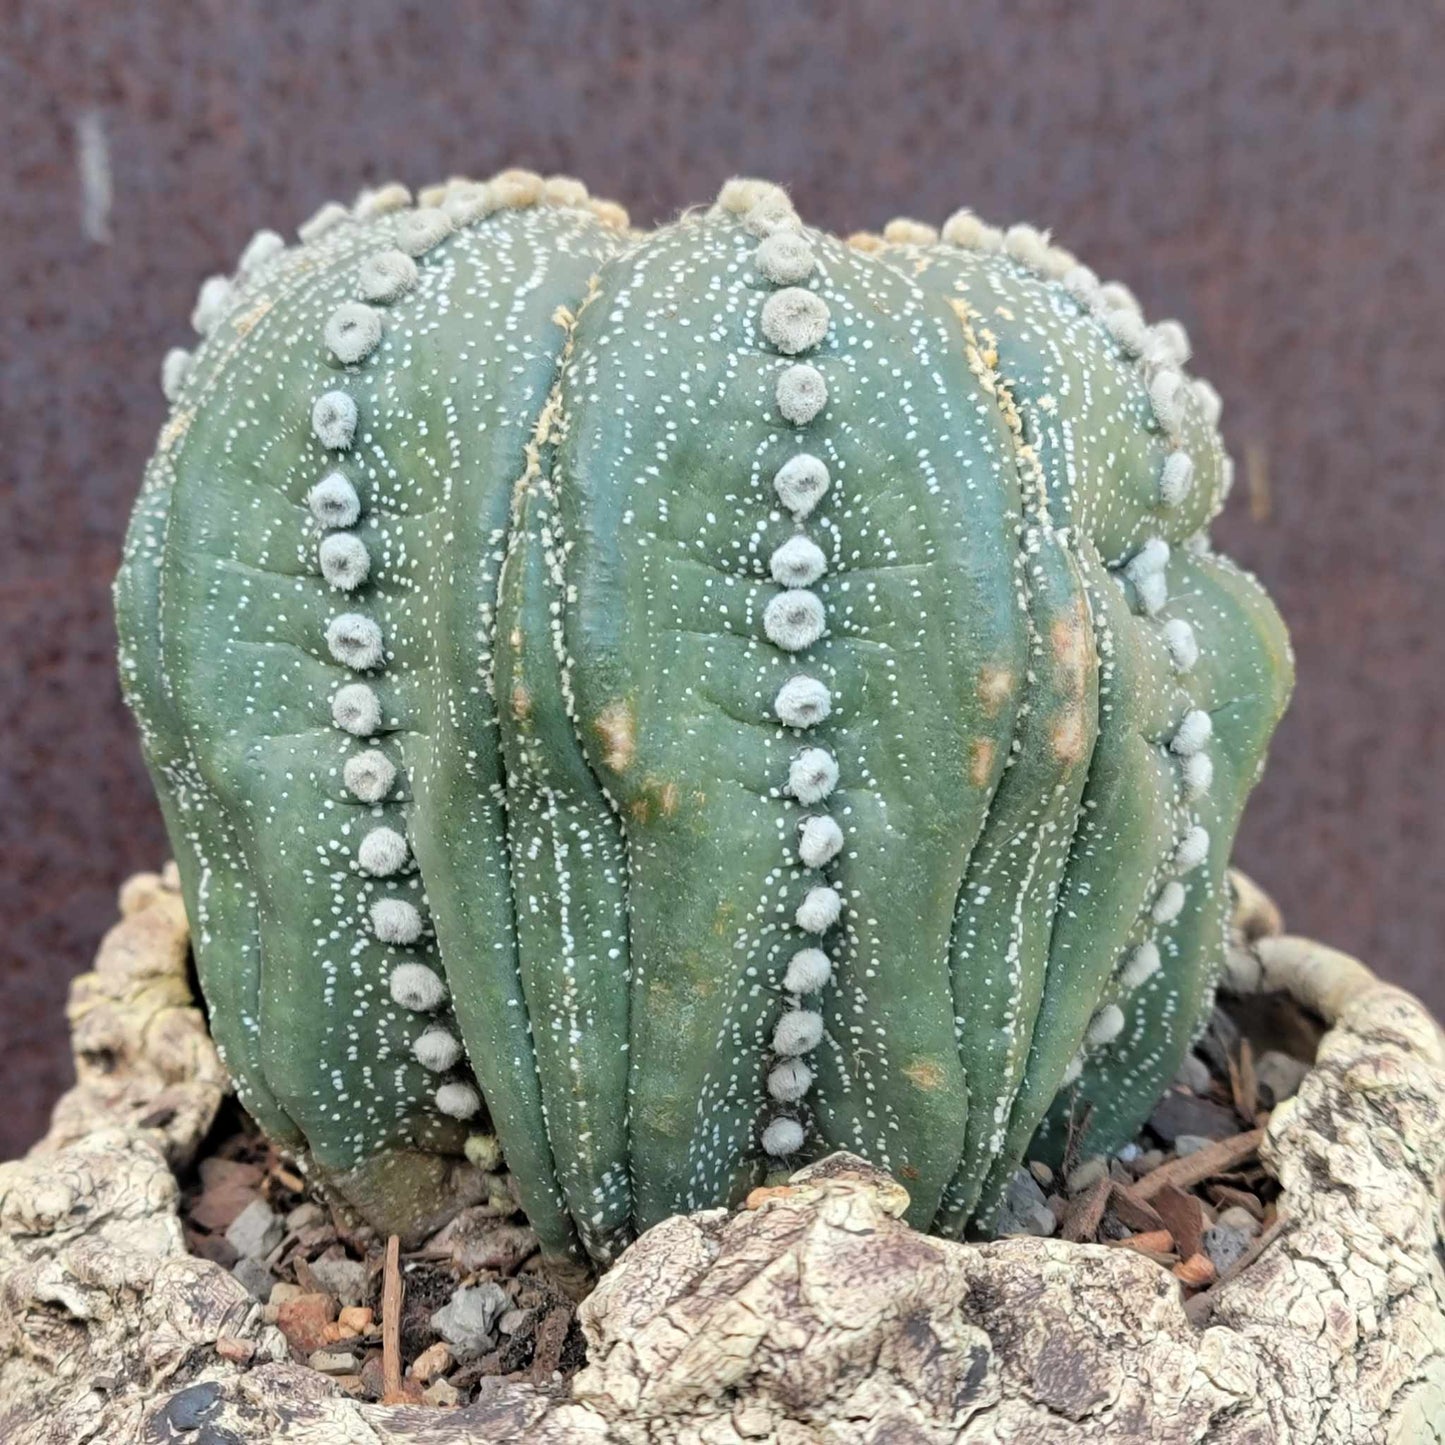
(1, 870, 1441, 1443)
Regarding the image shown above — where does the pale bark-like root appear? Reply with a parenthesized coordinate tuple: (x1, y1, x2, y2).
(1, 869, 1440, 1443)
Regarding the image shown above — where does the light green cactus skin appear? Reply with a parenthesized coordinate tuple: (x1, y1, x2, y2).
(116, 174, 1291, 1263)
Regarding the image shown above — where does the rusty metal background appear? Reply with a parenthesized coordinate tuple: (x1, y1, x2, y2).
(2, 1, 1442, 1160)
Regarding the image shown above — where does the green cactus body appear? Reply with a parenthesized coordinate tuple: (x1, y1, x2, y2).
(116, 174, 1291, 1261)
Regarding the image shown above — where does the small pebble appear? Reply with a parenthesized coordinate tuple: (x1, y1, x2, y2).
(499, 1307, 533, 1336)
(994, 1168, 1058, 1237)
(286, 1202, 325, 1231)
(196, 1428, 246, 1445)
(1174, 1053, 1212, 1093)
(1130, 1148, 1166, 1177)
(1174, 1134, 1213, 1157)
(410, 1340, 453, 1382)
(1255, 1050, 1310, 1107)
(165, 1381, 222, 1430)
(309, 1254, 370, 1308)
(1027, 1160, 1054, 1189)
(430, 1281, 508, 1360)
(225, 1199, 282, 1260)
(1202, 1223, 1253, 1276)
(423, 1379, 462, 1407)
(1216, 1205, 1262, 1237)
(308, 1348, 361, 1375)
(1066, 1156, 1109, 1195)
(230, 1255, 273, 1300)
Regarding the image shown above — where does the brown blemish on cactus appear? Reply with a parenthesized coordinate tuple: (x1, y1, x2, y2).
(510, 684, 532, 722)
(593, 699, 636, 773)
(977, 666, 1014, 717)
(903, 1059, 946, 1092)
(969, 737, 996, 788)
(1050, 708, 1089, 765)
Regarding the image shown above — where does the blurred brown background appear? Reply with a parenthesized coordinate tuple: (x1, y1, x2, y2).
(2, 2, 1442, 1160)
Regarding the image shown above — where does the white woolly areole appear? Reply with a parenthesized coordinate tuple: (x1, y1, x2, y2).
(319, 533, 370, 592)
(772, 1008, 824, 1056)
(940, 209, 1004, 252)
(796, 885, 842, 934)
(435, 1083, 482, 1120)
(1003, 223, 1052, 271)
(772, 454, 830, 518)
(444, 182, 498, 226)
(542, 174, 590, 207)
(716, 177, 769, 214)
(757, 232, 816, 286)
(1148, 319, 1192, 367)
(761, 1116, 805, 1156)
(760, 287, 831, 356)
(358, 249, 419, 304)
(1149, 368, 1186, 436)
(1087, 1003, 1126, 1046)
(160, 348, 192, 403)
(1171, 708, 1213, 756)
(1063, 265, 1102, 307)
(762, 1109, 809, 1156)
(359, 827, 409, 877)
(1100, 280, 1141, 315)
(798, 815, 844, 869)
(326, 613, 384, 671)
(1174, 825, 1210, 875)
(332, 683, 381, 737)
(373, 898, 424, 946)
(763, 590, 826, 652)
(767, 1059, 813, 1103)
(325, 302, 384, 365)
(1127, 538, 1170, 579)
(343, 749, 396, 802)
(237, 229, 285, 275)
(311, 391, 358, 450)
(390, 961, 446, 1011)
(1135, 571, 1168, 618)
(298, 201, 349, 242)
(744, 190, 800, 238)
(1160, 451, 1195, 508)
(782, 947, 832, 995)
(490, 169, 545, 209)
(308, 472, 361, 529)
(770, 535, 827, 588)
(775, 675, 831, 729)
(1163, 618, 1199, 673)
(1220, 454, 1236, 501)
(1120, 941, 1162, 989)
(190, 275, 233, 336)
(1182, 751, 1214, 800)
(1104, 306, 1148, 358)
(1038, 244, 1078, 281)
(1060, 1053, 1084, 1086)
(788, 748, 839, 804)
(776, 364, 828, 425)
(395, 207, 454, 258)
(413, 1027, 462, 1073)
(1193, 377, 1224, 426)
(354, 183, 412, 219)
(1152, 880, 1187, 925)
(883, 218, 939, 246)
(309, 473, 364, 531)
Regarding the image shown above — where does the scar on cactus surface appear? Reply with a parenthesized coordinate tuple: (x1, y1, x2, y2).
(116, 170, 1292, 1266)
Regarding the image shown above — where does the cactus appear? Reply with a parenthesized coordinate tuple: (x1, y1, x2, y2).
(116, 172, 1291, 1263)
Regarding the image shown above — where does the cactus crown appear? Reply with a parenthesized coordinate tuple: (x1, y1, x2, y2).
(117, 170, 1291, 1262)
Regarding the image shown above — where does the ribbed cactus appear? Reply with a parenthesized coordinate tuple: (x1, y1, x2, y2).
(116, 171, 1291, 1263)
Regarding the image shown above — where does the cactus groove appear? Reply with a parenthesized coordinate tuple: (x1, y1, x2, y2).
(116, 172, 1292, 1262)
